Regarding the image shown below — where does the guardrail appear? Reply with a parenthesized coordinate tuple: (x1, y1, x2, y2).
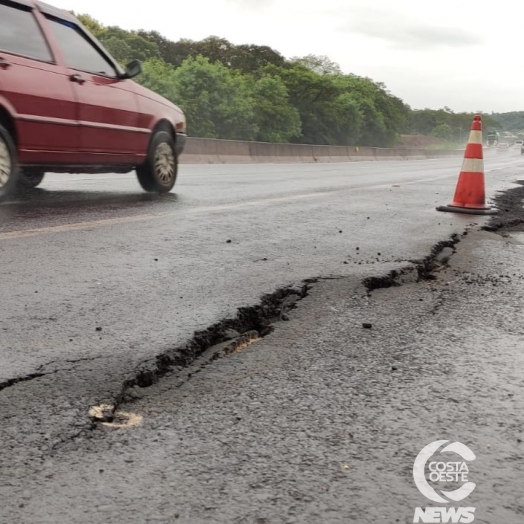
(180, 137, 464, 164)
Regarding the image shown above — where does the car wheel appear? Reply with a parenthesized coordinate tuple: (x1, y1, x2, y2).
(0, 124, 19, 201)
(136, 131, 178, 193)
(18, 171, 45, 189)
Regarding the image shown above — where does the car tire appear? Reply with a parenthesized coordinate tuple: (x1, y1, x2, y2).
(18, 171, 45, 189)
(136, 131, 178, 193)
(0, 124, 19, 201)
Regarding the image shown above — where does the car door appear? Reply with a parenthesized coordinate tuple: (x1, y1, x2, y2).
(0, 0, 79, 165)
(43, 14, 143, 162)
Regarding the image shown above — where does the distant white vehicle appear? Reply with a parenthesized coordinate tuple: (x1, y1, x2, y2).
(514, 140, 523, 147)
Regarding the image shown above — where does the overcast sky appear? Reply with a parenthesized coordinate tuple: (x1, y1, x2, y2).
(51, 0, 522, 113)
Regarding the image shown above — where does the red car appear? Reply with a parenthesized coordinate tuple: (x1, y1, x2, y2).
(0, 0, 186, 199)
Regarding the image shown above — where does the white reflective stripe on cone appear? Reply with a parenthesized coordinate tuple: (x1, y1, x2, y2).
(468, 130, 483, 145)
(461, 158, 485, 173)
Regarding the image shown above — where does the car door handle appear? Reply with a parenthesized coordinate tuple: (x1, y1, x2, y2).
(0, 58, 11, 70)
(70, 73, 86, 85)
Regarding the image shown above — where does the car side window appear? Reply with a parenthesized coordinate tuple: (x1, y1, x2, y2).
(45, 16, 117, 77)
(0, 2, 53, 62)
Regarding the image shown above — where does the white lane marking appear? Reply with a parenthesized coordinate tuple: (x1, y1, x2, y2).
(0, 172, 458, 241)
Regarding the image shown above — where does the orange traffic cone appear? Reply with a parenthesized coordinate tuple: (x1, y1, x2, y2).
(437, 115, 497, 215)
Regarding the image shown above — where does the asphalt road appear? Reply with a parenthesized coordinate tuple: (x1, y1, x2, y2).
(1, 151, 522, 380)
(1, 150, 523, 522)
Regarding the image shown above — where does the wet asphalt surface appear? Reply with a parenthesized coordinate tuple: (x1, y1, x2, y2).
(1, 151, 524, 523)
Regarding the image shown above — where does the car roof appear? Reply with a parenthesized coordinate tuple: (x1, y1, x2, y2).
(36, 1, 78, 23)
(5, 0, 34, 6)
(7, 0, 78, 22)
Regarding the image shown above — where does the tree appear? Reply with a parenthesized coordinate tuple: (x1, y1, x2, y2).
(252, 75, 301, 142)
(75, 15, 160, 66)
(364, 81, 408, 146)
(102, 27, 160, 64)
(231, 45, 286, 74)
(330, 91, 364, 145)
(490, 112, 524, 132)
(136, 32, 287, 74)
(262, 64, 344, 144)
(136, 30, 188, 68)
(432, 123, 453, 140)
(191, 36, 238, 66)
(76, 14, 105, 38)
(291, 54, 342, 76)
(172, 56, 257, 140)
(136, 59, 178, 102)
(405, 109, 501, 142)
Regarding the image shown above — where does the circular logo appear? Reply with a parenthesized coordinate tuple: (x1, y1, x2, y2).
(413, 440, 476, 504)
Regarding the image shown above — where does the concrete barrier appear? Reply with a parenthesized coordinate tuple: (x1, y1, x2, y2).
(180, 137, 464, 165)
(347, 146, 376, 162)
(311, 144, 347, 163)
(248, 142, 316, 163)
(183, 137, 222, 164)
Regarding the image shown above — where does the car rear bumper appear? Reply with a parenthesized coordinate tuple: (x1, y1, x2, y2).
(175, 133, 187, 156)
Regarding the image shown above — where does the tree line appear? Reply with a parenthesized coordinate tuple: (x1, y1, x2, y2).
(405, 107, 501, 143)
(490, 112, 524, 133)
(78, 14, 506, 146)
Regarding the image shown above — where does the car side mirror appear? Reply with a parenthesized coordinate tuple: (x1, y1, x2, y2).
(121, 60, 142, 79)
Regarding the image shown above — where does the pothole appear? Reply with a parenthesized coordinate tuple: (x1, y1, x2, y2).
(103, 412, 143, 429)
(88, 404, 114, 422)
(89, 404, 143, 429)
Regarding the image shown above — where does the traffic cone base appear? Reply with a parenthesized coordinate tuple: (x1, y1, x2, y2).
(437, 115, 498, 215)
(436, 205, 498, 215)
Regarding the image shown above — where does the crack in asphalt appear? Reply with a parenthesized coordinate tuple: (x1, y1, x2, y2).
(0, 226, 496, 452)
(50, 426, 96, 452)
(363, 234, 461, 293)
(0, 231, 464, 430)
(4, 226, 513, 457)
(36, 355, 107, 373)
(90, 231, 472, 430)
(92, 284, 312, 425)
(0, 355, 107, 394)
(0, 372, 49, 392)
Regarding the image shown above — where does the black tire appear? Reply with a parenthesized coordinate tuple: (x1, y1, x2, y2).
(0, 123, 19, 200)
(18, 171, 45, 189)
(136, 131, 178, 193)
